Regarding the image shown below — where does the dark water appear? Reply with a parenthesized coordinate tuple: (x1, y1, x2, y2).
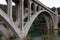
(32, 30, 60, 40)
(27, 24, 60, 40)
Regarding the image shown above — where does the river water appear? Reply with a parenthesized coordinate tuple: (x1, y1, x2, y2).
(27, 24, 60, 40)
(32, 30, 60, 40)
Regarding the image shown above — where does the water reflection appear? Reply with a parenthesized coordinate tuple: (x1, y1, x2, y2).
(28, 29, 60, 40)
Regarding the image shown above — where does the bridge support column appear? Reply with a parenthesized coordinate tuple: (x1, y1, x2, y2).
(43, 15, 50, 29)
(15, 0, 24, 30)
(15, 4, 21, 26)
(53, 15, 58, 29)
(7, 0, 13, 20)
(53, 9, 58, 29)
(18, 0, 26, 38)
(45, 16, 53, 29)
(28, 1, 31, 21)
(13, 0, 25, 38)
(19, 0, 24, 28)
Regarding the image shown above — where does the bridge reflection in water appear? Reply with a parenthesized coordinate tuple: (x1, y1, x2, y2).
(25, 14, 59, 40)
(26, 24, 60, 40)
(28, 29, 60, 40)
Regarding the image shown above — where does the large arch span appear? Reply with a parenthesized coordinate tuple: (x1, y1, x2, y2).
(0, 0, 58, 39)
(23, 10, 55, 38)
(0, 8, 22, 38)
(0, 8, 55, 38)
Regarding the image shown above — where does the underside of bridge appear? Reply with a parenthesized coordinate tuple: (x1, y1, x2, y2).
(0, 0, 58, 40)
(23, 10, 54, 36)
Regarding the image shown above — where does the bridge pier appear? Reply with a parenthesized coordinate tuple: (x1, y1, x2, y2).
(44, 15, 53, 29)
(15, 0, 27, 38)
(0, 0, 58, 39)
(53, 15, 58, 29)
(53, 8, 58, 29)
(7, 0, 13, 20)
(17, 0, 24, 29)
(43, 15, 50, 29)
(28, 1, 31, 21)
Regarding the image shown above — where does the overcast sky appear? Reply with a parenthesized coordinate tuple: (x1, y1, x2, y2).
(0, 0, 60, 8)
(39, 0, 60, 8)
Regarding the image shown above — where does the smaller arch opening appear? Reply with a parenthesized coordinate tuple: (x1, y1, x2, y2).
(24, 0, 29, 15)
(41, 8, 43, 10)
(31, 13, 34, 15)
(36, 6, 39, 11)
(24, 0, 28, 8)
(24, 17, 28, 25)
(31, 3, 35, 11)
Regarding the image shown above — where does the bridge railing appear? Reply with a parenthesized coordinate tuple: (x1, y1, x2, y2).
(33, 0, 56, 15)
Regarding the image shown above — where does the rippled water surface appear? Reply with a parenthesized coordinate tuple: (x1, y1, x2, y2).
(27, 25, 60, 40)
(32, 30, 60, 40)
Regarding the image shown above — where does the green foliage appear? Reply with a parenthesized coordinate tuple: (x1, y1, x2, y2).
(0, 4, 7, 13)
(28, 15, 47, 37)
(0, 31, 3, 37)
(51, 7, 60, 15)
(0, 4, 60, 40)
(51, 7, 56, 12)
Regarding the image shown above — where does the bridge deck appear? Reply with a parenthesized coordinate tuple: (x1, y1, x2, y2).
(33, 0, 56, 15)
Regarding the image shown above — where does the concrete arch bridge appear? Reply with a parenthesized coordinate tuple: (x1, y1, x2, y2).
(0, 0, 58, 39)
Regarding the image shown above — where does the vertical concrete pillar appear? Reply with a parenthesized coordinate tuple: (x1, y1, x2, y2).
(28, 1, 31, 21)
(43, 14, 53, 29)
(18, 0, 24, 36)
(15, 4, 20, 26)
(49, 17, 53, 29)
(7, 0, 13, 20)
(16, 0, 24, 28)
(54, 8, 58, 29)
(15, 0, 25, 38)
(43, 15, 50, 29)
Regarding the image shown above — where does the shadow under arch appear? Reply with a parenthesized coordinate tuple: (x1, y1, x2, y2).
(40, 11, 54, 29)
(24, 0, 29, 8)
(27, 14, 48, 37)
(24, 10, 54, 37)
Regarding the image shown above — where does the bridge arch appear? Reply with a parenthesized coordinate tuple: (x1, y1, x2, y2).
(0, 8, 22, 38)
(24, 10, 54, 38)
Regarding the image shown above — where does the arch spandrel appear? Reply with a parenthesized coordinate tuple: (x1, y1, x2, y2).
(23, 10, 55, 37)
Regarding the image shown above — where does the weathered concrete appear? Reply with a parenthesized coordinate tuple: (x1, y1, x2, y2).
(0, 0, 58, 39)
(53, 8, 58, 29)
(0, 22, 9, 38)
(7, 0, 13, 20)
(0, 8, 22, 38)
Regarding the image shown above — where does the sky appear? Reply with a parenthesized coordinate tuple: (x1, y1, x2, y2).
(0, 0, 60, 8)
(39, 0, 60, 8)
